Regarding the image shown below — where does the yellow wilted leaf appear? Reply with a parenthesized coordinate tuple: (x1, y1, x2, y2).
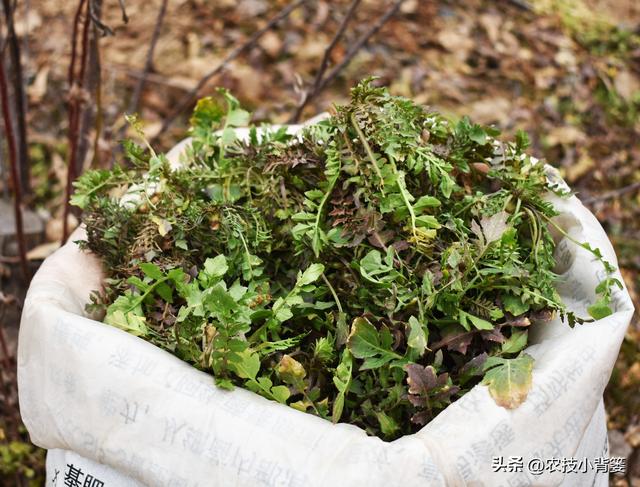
(482, 353, 534, 409)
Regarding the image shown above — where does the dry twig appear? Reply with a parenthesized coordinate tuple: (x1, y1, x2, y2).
(128, 0, 169, 115)
(152, 0, 309, 142)
(81, 0, 104, 168)
(289, 0, 406, 122)
(289, 0, 362, 123)
(88, 1, 114, 37)
(112, 65, 192, 91)
(582, 181, 640, 205)
(117, 0, 129, 23)
(315, 0, 406, 95)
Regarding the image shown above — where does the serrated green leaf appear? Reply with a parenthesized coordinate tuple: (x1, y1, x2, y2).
(407, 316, 428, 356)
(205, 284, 238, 315)
(415, 215, 441, 229)
(332, 350, 353, 423)
(347, 317, 402, 368)
(204, 255, 228, 279)
(459, 310, 494, 331)
(298, 263, 325, 286)
(230, 349, 260, 381)
(501, 330, 528, 354)
(374, 411, 399, 437)
(502, 294, 529, 316)
(226, 108, 251, 127)
(414, 195, 441, 209)
(469, 125, 487, 145)
(155, 281, 173, 302)
(270, 385, 291, 404)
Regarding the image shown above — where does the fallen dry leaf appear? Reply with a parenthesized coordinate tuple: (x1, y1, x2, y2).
(614, 70, 640, 102)
(27, 242, 61, 261)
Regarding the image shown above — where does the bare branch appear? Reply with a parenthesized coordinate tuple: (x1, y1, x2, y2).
(152, 0, 309, 143)
(63, 0, 91, 242)
(79, 0, 104, 168)
(67, 0, 87, 90)
(582, 181, 640, 205)
(0, 49, 28, 279)
(88, 1, 114, 37)
(117, 0, 129, 23)
(315, 0, 406, 95)
(78, 0, 92, 84)
(91, 23, 103, 168)
(2, 0, 30, 197)
(128, 0, 168, 115)
(89, 0, 128, 38)
(289, 0, 362, 123)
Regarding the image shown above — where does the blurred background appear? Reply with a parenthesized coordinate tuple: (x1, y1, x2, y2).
(0, 0, 639, 485)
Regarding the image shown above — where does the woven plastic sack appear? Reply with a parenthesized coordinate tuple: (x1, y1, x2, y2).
(18, 126, 634, 486)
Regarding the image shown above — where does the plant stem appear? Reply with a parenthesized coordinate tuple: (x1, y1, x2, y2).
(321, 274, 343, 314)
(351, 112, 384, 189)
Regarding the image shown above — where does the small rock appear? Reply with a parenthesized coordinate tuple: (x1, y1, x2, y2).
(609, 429, 633, 459)
(0, 200, 43, 238)
(0, 199, 44, 256)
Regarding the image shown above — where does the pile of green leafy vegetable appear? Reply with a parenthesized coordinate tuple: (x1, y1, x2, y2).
(72, 79, 620, 440)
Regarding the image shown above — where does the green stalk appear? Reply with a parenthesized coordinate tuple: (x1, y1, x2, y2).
(351, 112, 385, 191)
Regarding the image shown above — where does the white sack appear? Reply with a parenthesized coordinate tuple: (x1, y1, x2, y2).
(18, 127, 634, 486)
(46, 448, 145, 487)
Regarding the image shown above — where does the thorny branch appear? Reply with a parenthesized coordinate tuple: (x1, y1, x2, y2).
(0, 48, 28, 279)
(151, 0, 309, 143)
(289, 0, 362, 123)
